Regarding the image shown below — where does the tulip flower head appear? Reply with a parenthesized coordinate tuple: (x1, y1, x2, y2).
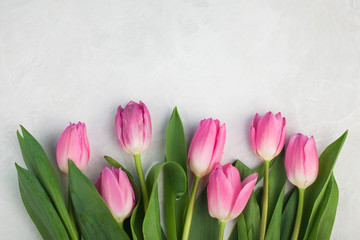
(56, 122, 90, 174)
(115, 101, 152, 155)
(285, 134, 318, 189)
(95, 167, 135, 223)
(207, 163, 258, 222)
(251, 111, 286, 161)
(187, 118, 226, 178)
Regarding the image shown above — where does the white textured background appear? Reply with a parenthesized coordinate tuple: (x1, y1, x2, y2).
(1, 0, 359, 239)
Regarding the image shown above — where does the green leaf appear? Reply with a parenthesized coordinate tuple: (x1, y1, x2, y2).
(255, 187, 263, 207)
(104, 156, 144, 240)
(283, 188, 296, 210)
(233, 160, 260, 240)
(237, 214, 249, 240)
(17, 126, 77, 240)
(301, 130, 348, 239)
(233, 160, 253, 180)
(143, 162, 187, 240)
(68, 161, 129, 240)
(165, 107, 188, 171)
(307, 175, 339, 240)
(267, 151, 287, 226)
(188, 188, 218, 240)
(265, 186, 285, 240)
(104, 155, 123, 169)
(280, 189, 298, 240)
(243, 194, 261, 240)
(248, 228, 253, 240)
(143, 185, 165, 239)
(234, 158, 276, 184)
(228, 225, 238, 240)
(164, 107, 189, 240)
(265, 151, 286, 240)
(130, 198, 145, 240)
(15, 163, 70, 240)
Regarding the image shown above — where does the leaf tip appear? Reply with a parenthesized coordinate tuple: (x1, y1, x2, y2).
(19, 124, 26, 133)
(15, 163, 26, 175)
(15, 162, 20, 169)
(171, 106, 179, 118)
(19, 125, 32, 139)
(16, 129, 23, 139)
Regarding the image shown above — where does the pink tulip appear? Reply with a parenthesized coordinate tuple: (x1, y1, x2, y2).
(56, 122, 90, 174)
(95, 167, 135, 223)
(115, 101, 152, 155)
(187, 118, 226, 177)
(285, 134, 318, 189)
(207, 163, 258, 222)
(251, 111, 286, 161)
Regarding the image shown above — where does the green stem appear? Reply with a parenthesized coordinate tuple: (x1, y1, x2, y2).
(291, 188, 305, 240)
(260, 160, 270, 240)
(133, 154, 149, 212)
(217, 221, 226, 240)
(181, 176, 201, 240)
(68, 188, 79, 240)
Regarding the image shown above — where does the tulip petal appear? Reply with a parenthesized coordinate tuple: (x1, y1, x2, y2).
(207, 166, 233, 221)
(121, 102, 145, 154)
(94, 169, 103, 195)
(285, 134, 318, 189)
(222, 163, 241, 196)
(116, 168, 136, 218)
(256, 112, 283, 160)
(140, 101, 152, 151)
(275, 115, 286, 156)
(96, 167, 135, 223)
(250, 113, 261, 155)
(101, 168, 127, 222)
(303, 137, 318, 188)
(188, 119, 217, 177)
(209, 121, 226, 172)
(56, 122, 89, 174)
(115, 101, 152, 155)
(115, 106, 129, 153)
(229, 173, 258, 220)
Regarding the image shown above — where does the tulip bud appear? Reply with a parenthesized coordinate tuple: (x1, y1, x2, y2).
(95, 167, 135, 223)
(207, 163, 258, 222)
(285, 133, 318, 189)
(187, 118, 226, 177)
(115, 101, 152, 155)
(56, 122, 90, 174)
(251, 111, 286, 161)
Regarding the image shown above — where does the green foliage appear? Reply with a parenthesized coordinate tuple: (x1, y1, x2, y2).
(164, 107, 189, 240)
(231, 131, 346, 240)
(14, 123, 347, 240)
(265, 152, 287, 240)
(301, 131, 347, 240)
(188, 187, 219, 240)
(68, 161, 129, 240)
(15, 164, 70, 240)
(306, 175, 339, 240)
(104, 156, 143, 240)
(233, 160, 261, 240)
(144, 161, 187, 239)
(281, 189, 298, 240)
(237, 214, 249, 240)
(16, 126, 77, 239)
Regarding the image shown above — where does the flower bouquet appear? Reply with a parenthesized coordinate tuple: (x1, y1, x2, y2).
(15, 101, 347, 240)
